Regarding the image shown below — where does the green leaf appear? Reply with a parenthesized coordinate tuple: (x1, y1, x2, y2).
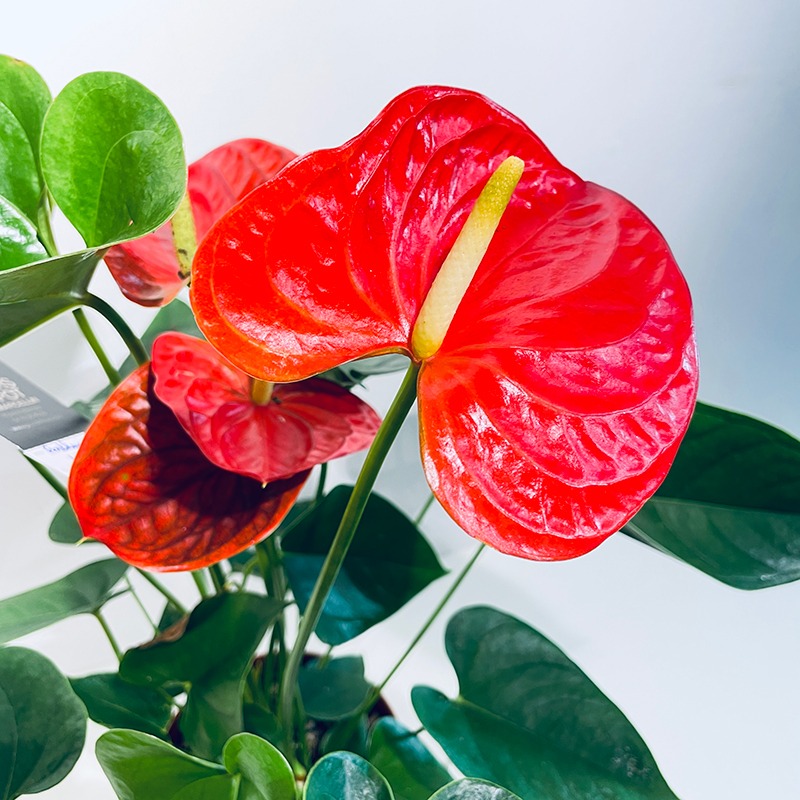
(243, 704, 282, 747)
(0, 195, 46, 269)
(0, 55, 51, 223)
(323, 354, 409, 388)
(368, 718, 451, 800)
(320, 715, 369, 758)
(120, 593, 282, 760)
(429, 780, 521, 800)
(413, 606, 678, 800)
(299, 656, 371, 721)
(0, 248, 100, 346)
(96, 730, 233, 800)
(223, 733, 296, 800)
(304, 752, 393, 800)
(70, 673, 173, 738)
(283, 486, 446, 645)
(41, 71, 185, 247)
(0, 646, 86, 799)
(0, 558, 128, 644)
(626, 401, 800, 589)
(48, 501, 84, 544)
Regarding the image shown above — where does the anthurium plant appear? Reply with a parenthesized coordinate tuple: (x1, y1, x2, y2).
(1, 54, 799, 800)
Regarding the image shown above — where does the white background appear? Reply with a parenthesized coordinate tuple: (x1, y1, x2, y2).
(1, 1, 799, 797)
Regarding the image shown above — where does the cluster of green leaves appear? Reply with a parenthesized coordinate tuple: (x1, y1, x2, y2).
(0, 54, 185, 346)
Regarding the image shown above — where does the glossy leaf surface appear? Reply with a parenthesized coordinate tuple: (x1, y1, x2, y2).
(283, 485, 446, 644)
(0, 55, 51, 223)
(0, 195, 46, 269)
(627, 402, 800, 588)
(222, 733, 296, 800)
(120, 593, 282, 759)
(304, 752, 393, 800)
(413, 606, 677, 800)
(68, 365, 308, 570)
(70, 673, 173, 738)
(0, 647, 86, 799)
(430, 781, 520, 800)
(105, 138, 296, 306)
(48, 501, 84, 543)
(152, 332, 380, 482)
(193, 85, 698, 561)
(0, 248, 100, 346)
(368, 718, 451, 800)
(0, 558, 127, 644)
(299, 655, 372, 720)
(41, 71, 185, 247)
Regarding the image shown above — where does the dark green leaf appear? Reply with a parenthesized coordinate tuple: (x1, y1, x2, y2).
(223, 733, 296, 800)
(48, 501, 84, 544)
(0, 195, 46, 269)
(304, 752, 393, 800)
(0, 55, 51, 223)
(0, 558, 128, 644)
(96, 730, 233, 800)
(368, 718, 451, 800)
(70, 673, 173, 738)
(627, 402, 800, 589)
(157, 601, 187, 633)
(0, 646, 86, 799)
(413, 606, 677, 800)
(243, 704, 282, 747)
(323, 354, 409, 388)
(0, 248, 100, 346)
(320, 715, 369, 758)
(41, 71, 185, 247)
(430, 780, 521, 799)
(299, 656, 371, 721)
(120, 593, 282, 760)
(283, 486, 446, 645)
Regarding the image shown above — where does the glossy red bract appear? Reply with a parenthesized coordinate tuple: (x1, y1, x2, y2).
(150, 332, 381, 483)
(191, 86, 699, 560)
(105, 138, 297, 306)
(68, 365, 308, 571)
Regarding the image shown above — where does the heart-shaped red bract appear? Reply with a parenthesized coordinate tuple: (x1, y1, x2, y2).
(150, 331, 381, 483)
(68, 365, 308, 571)
(191, 86, 698, 561)
(105, 138, 297, 306)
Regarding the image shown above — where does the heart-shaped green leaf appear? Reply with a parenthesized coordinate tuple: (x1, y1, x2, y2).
(70, 673, 173, 738)
(223, 733, 296, 800)
(0, 194, 47, 269)
(413, 606, 677, 800)
(96, 730, 233, 800)
(120, 593, 282, 760)
(0, 55, 51, 224)
(299, 656, 372, 721)
(0, 558, 127, 644)
(0, 646, 86, 799)
(304, 752, 393, 800)
(429, 780, 521, 799)
(283, 486, 446, 645)
(626, 401, 800, 589)
(0, 248, 100, 346)
(48, 501, 84, 543)
(368, 718, 451, 800)
(41, 71, 185, 247)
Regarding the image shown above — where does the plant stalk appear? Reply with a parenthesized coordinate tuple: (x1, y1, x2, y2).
(135, 568, 188, 616)
(80, 294, 149, 366)
(72, 308, 122, 385)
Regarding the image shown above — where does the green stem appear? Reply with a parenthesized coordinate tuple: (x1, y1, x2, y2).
(36, 194, 58, 257)
(125, 576, 158, 632)
(135, 568, 188, 616)
(192, 570, 211, 599)
(278, 362, 419, 753)
(94, 609, 123, 661)
(22, 454, 67, 500)
(81, 294, 149, 366)
(209, 563, 226, 593)
(414, 492, 436, 526)
(314, 462, 328, 503)
(72, 308, 122, 385)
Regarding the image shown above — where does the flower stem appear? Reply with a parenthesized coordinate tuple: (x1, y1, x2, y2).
(135, 568, 188, 616)
(278, 361, 420, 753)
(192, 570, 211, 599)
(414, 492, 436, 526)
(126, 576, 158, 633)
(72, 308, 122, 385)
(314, 462, 328, 503)
(80, 294, 149, 366)
(94, 609, 123, 661)
(209, 563, 226, 593)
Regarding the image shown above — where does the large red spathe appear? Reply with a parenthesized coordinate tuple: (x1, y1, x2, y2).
(191, 86, 698, 560)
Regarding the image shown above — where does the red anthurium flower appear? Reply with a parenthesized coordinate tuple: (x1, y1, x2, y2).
(68, 365, 308, 571)
(105, 138, 297, 306)
(191, 86, 698, 561)
(150, 331, 382, 483)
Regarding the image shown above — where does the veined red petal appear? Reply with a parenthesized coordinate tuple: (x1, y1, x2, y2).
(150, 332, 381, 483)
(67, 365, 308, 571)
(106, 139, 297, 306)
